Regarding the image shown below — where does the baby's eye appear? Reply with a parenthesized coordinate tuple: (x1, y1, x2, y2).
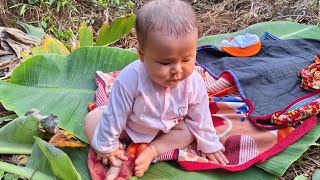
(158, 62, 170, 65)
(183, 59, 191, 63)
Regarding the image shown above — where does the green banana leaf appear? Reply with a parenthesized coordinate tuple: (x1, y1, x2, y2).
(29, 37, 70, 55)
(0, 116, 43, 154)
(20, 14, 135, 60)
(294, 175, 307, 180)
(134, 161, 276, 180)
(26, 140, 56, 178)
(0, 137, 85, 180)
(79, 22, 94, 48)
(0, 114, 18, 125)
(31, 137, 81, 180)
(0, 161, 54, 180)
(256, 121, 320, 176)
(0, 47, 139, 142)
(21, 37, 70, 61)
(26, 138, 90, 180)
(15, 21, 45, 40)
(198, 21, 320, 46)
(0, 170, 4, 179)
(96, 14, 135, 46)
(313, 169, 320, 180)
(60, 146, 90, 180)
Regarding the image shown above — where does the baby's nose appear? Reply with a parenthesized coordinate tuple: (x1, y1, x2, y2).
(171, 63, 183, 74)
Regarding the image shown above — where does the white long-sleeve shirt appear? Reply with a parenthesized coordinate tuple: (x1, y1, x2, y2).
(91, 60, 223, 154)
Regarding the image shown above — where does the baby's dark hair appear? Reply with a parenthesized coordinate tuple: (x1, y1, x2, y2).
(135, 0, 198, 50)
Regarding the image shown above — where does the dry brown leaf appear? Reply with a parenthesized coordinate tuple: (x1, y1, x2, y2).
(11, 155, 29, 166)
(5, 28, 40, 45)
(0, 49, 12, 56)
(0, 54, 15, 65)
(25, 109, 59, 134)
(5, 38, 30, 58)
(49, 128, 85, 148)
(0, 27, 40, 80)
(1, 40, 13, 52)
(24, 109, 84, 147)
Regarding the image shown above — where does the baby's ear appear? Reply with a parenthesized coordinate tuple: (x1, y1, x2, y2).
(138, 48, 144, 63)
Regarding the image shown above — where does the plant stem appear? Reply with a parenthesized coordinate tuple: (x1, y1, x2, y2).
(0, 161, 54, 180)
(0, 145, 32, 154)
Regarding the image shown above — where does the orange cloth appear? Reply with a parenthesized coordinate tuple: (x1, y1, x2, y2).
(220, 33, 261, 57)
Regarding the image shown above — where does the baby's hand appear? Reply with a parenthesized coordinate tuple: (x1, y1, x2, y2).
(95, 144, 128, 167)
(201, 148, 229, 165)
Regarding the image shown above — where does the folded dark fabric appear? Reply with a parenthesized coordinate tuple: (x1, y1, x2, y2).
(196, 38, 320, 128)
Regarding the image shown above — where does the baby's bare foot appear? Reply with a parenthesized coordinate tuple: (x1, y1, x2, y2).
(105, 165, 121, 180)
(134, 146, 157, 177)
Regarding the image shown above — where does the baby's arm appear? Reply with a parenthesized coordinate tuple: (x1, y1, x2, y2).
(186, 101, 228, 165)
(90, 80, 134, 164)
(185, 72, 228, 164)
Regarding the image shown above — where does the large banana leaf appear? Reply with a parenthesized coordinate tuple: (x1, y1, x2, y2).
(198, 21, 320, 46)
(26, 140, 56, 178)
(0, 116, 43, 154)
(1, 138, 89, 180)
(30, 137, 81, 180)
(136, 161, 276, 180)
(0, 47, 139, 142)
(26, 138, 90, 180)
(60, 146, 90, 180)
(3, 136, 85, 180)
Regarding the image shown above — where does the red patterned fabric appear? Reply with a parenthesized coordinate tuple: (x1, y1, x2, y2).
(271, 98, 320, 126)
(95, 71, 120, 107)
(270, 55, 320, 127)
(88, 148, 107, 180)
(298, 54, 320, 91)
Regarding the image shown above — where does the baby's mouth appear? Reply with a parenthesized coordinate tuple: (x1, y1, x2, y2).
(168, 79, 180, 81)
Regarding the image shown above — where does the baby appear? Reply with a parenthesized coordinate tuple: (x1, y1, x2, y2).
(84, 0, 228, 179)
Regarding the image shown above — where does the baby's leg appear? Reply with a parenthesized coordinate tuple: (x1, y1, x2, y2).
(134, 121, 195, 177)
(84, 108, 104, 144)
(85, 108, 123, 179)
(105, 147, 125, 180)
(105, 165, 121, 180)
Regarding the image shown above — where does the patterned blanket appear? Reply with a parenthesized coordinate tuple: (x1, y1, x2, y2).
(87, 65, 317, 179)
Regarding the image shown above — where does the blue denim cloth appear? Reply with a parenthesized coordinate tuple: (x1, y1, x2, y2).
(196, 38, 320, 121)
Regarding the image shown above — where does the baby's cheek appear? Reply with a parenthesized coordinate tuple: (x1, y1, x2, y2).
(184, 67, 195, 78)
(157, 68, 170, 78)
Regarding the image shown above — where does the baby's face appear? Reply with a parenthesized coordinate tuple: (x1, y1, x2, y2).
(139, 30, 198, 88)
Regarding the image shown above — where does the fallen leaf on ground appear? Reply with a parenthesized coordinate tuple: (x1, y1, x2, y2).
(49, 128, 85, 147)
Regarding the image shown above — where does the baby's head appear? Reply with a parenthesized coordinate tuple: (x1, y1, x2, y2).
(135, 0, 198, 88)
